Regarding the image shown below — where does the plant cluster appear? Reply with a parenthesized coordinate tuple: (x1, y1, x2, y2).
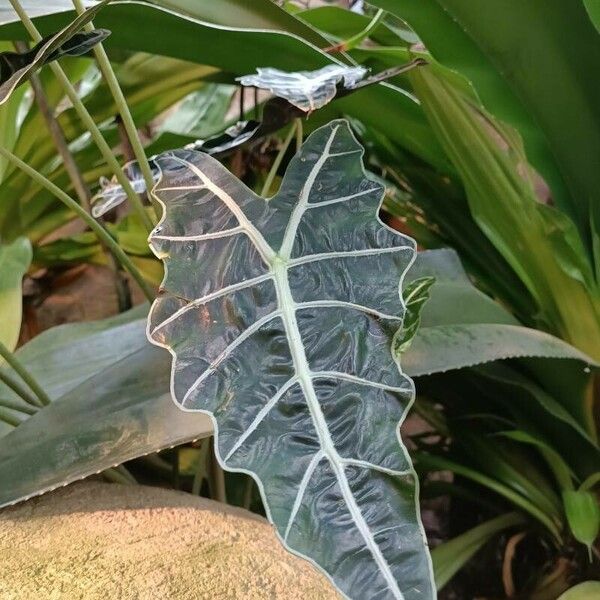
(0, 1, 598, 598)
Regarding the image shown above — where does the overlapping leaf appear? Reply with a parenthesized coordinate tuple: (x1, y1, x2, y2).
(0, 305, 212, 507)
(147, 120, 434, 599)
(0, 0, 109, 104)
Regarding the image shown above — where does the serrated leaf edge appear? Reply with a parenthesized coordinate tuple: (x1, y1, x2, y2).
(146, 120, 434, 600)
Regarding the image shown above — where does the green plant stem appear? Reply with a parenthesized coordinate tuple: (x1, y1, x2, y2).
(16, 42, 92, 211)
(0, 408, 20, 427)
(295, 117, 303, 152)
(261, 121, 297, 197)
(0, 397, 37, 416)
(0, 146, 155, 301)
(344, 8, 385, 50)
(72, 0, 157, 210)
(0, 370, 42, 408)
(0, 339, 51, 407)
(242, 477, 254, 509)
(191, 438, 209, 496)
(103, 465, 137, 485)
(209, 441, 227, 503)
(8, 0, 154, 233)
(325, 8, 385, 52)
(18, 46, 132, 312)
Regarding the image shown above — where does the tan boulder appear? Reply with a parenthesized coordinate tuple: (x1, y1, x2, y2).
(0, 481, 339, 599)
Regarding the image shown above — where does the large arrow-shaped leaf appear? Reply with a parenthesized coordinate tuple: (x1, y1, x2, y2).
(147, 120, 434, 599)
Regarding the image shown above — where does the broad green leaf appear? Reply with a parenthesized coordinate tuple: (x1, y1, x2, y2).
(403, 250, 598, 455)
(0, 345, 212, 509)
(0, 305, 148, 406)
(370, 0, 600, 253)
(431, 512, 525, 590)
(404, 324, 595, 378)
(0, 237, 31, 353)
(0, 0, 109, 104)
(0, 305, 212, 507)
(296, 6, 411, 48)
(405, 249, 518, 327)
(151, 0, 329, 46)
(0, 1, 446, 170)
(401, 250, 597, 377)
(147, 120, 435, 599)
(409, 66, 600, 360)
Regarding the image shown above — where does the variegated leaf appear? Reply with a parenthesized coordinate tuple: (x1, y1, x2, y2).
(147, 120, 434, 600)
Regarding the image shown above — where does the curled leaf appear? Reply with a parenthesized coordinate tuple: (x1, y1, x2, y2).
(91, 159, 160, 218)
(237, 64, 368, 111)
(395, 276, 434, 354)
(0, 0, 111, 104)
(187, 120, 261, 155)
(147, 120, 434, 599)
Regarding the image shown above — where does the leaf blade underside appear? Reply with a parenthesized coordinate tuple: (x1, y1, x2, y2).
(147, 120, 434, 600)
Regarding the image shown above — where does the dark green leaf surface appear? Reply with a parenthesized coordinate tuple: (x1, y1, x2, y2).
(0, 1, 446, 170)
(0, 345, 212, 509)
(0, 306, 212, 508)
(148, 120, 434, 599)
(0, 0, 109, 104)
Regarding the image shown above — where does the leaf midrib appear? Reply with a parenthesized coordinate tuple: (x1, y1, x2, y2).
(272, 259, 405, 599)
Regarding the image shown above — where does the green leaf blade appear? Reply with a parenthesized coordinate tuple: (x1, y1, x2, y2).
(0, 236, 31, 353)
(148, 120, 434, 599)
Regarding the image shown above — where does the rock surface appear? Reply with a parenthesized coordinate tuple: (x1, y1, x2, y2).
(0, 481, 339, 599)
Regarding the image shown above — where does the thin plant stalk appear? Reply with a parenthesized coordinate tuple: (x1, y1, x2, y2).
(191, 438, 209, 496)
(295, 117, 303, 152)
(0, 339, 51, 407)
(19, 49, 132, 312)
(8, 0, 154, 233)
(0, 397, 37, 416)
(0, 370, 43, 408)
(0, 146, 155, 301)
(72, 0, 156, 207)
(261, 121, 298, 198)
(208, 440, 227, 503)
(242, 477, 254, 510)
(15, 42, 92, 212)
(102, 465, 137, 485)
(0, 408, 20, 427)
(325, 8, 385, 53)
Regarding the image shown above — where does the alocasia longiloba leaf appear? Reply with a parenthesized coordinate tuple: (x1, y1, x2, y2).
(147, 120, 435, 599)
